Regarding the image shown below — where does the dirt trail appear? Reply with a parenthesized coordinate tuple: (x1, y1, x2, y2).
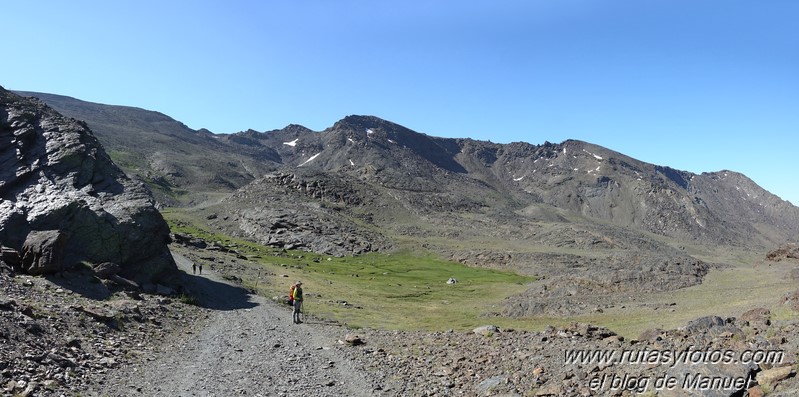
(87, 252, 376, 397)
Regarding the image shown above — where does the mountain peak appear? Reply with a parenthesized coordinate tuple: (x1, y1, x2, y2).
(282, 124, 313, 133)
(329, 115, 402, 133)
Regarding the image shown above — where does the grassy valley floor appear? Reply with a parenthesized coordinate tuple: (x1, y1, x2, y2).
(164, 209, 799, 339)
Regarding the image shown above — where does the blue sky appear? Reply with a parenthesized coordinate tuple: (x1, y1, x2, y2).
(3, 1, 798, 204)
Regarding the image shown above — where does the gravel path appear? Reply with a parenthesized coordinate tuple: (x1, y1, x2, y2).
(86, 252, 377, 397)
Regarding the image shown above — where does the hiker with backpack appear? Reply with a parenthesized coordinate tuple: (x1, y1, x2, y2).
(290, 281, 303, 324)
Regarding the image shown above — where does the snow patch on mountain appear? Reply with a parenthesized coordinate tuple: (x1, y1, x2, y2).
(583, 149, 603, 160)
(298, 152, 321, 167)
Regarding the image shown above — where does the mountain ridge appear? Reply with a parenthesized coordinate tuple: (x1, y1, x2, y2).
(14, 91, 798, 251)
(12, 88, 799, 320)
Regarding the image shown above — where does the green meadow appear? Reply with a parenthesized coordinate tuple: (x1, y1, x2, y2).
(257, 250, 533, 330)
(163, 209, 535, 330)
(163, 209, 799, 337)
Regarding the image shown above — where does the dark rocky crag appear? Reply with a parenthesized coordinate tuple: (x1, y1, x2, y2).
(205, 170, 394, 257)
(0, 87, 176, 283)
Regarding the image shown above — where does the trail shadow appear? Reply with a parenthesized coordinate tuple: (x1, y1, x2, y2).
(178, 271, 259, 311)
(40, 267, 259, 311)
(172, 249, 260, 310)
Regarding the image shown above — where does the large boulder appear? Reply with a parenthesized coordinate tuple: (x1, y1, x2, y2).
(21, 230, 66, 275)
(0, 87, 177, 283)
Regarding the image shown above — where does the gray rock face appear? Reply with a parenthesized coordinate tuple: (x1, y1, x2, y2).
(205, 170, 394, 257)
(21, 230, 66, 275)
(0, 87, 176, 283)
(0, 245, 21, 271)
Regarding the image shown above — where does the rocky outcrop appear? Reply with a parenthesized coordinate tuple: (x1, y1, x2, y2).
(781, 290, 799, 312)
(14, 90, 280, 205)
(0, 87, 176, 283)
(203, 170, 393, 257)
(767, 243, 799, 261)
(499, 250, 709, 317)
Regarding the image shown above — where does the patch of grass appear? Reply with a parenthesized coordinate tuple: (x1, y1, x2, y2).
(162, 210, 239, 246)
(178, 293, 199, 306)
(107, 150, 146, 171)
(76, 261, 94, 271)
(771, 305, 799, 322)
(251, 249, 535, 330)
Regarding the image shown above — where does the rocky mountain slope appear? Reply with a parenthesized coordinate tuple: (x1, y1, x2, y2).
(17, 91, 798, 250)
(201, 116, 794, 315)
(224, 114, 799, 249)
(14, 91, 799, 317)
(13, 91, 281, 205)
(1, 87, 176, 283)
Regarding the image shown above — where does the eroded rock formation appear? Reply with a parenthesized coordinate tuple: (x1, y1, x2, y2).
(0, 87, 176, 283)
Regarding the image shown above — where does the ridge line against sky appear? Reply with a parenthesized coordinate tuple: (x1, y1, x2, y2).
(2, 1, 797, 204)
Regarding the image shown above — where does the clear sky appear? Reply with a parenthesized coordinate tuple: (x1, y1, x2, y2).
(3, 1, 798, 204)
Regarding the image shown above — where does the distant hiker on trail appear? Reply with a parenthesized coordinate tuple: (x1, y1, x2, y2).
(198, 263, 203, 275)
(192, 263, 196, 274)
(291, 281, 303, 324)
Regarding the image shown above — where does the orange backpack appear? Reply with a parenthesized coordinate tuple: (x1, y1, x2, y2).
(288, 284, 296, 304)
